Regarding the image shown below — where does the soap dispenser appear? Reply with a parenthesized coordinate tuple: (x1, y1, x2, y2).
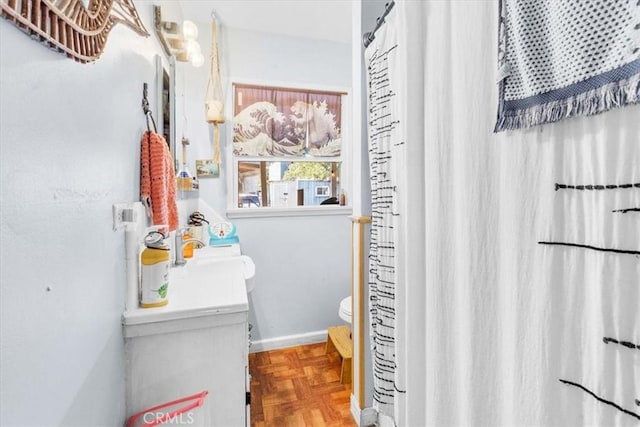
(140, 230, 170, 308)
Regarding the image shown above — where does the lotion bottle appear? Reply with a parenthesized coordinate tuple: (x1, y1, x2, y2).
(140, 230, 170, 308)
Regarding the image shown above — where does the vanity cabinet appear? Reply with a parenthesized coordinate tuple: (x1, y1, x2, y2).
(123, 243, 252, 425)
(124, 311, 249, 426)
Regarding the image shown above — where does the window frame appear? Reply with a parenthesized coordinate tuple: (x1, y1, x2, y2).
(225, 79, 352, 218)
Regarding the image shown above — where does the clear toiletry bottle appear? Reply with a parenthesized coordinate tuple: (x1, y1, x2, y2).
(177, 136, 192, 191)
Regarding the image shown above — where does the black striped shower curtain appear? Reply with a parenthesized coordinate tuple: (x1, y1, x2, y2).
(364, 2, 639, 426)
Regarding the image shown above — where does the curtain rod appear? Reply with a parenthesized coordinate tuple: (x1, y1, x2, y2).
(362, 1, 395, 48)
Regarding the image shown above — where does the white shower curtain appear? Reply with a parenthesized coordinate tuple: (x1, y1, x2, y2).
(365, 1, 640, 426)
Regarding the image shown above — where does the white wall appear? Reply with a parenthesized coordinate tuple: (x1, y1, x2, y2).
(175, 26, 352, 344)
(0, 3, 178, 425)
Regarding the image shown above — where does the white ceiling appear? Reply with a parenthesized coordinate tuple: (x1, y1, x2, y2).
(180, 0, 352, 44)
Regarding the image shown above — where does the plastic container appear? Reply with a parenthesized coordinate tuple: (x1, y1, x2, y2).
(187, 211, 208, 247)
(140, 231, 170, 308)
(126, 391, 209, 427)
(183, 231, 194, 259)
(208, 222, 239, 246)
(177, 168, 193, 191)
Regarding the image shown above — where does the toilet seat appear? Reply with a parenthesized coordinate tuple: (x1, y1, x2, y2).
(339, 296, 352, 324)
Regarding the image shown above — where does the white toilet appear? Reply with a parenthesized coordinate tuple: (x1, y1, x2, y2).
(339, 296, 352, 327)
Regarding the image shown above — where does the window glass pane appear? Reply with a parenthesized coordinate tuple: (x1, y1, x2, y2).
(238, 161, 262, 207)
(237, 160, 341, 208)
(315, 186, 329, 196)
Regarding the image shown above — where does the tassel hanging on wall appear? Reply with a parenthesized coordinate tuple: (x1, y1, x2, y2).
(205, 11, 225, 165)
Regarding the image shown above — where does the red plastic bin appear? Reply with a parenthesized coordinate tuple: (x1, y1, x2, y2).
(126, 391, 209, 427)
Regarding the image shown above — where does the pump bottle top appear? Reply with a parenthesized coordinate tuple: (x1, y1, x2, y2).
(143, 226, 168, 249)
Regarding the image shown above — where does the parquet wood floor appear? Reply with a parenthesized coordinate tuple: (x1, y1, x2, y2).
(249, 342, 357, 427)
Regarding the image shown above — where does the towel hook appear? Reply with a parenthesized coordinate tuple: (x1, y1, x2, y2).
(142, 82, 157, 133)
(142, 83, 150, 115)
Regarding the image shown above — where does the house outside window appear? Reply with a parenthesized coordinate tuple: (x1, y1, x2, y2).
(231, 83, 347, 210)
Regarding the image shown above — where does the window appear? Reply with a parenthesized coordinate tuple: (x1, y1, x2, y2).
(231, 83, 346, 210)
(315, 186, 329, 197)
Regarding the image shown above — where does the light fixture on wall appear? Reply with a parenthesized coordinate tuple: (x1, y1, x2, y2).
(154, 6, 204, 67)
(205, 10, 225, 164)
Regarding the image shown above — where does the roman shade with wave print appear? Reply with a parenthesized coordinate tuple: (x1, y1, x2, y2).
(232, 84, 342, 157)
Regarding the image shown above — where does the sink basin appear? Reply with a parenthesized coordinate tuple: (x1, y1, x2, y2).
(196, 244, 241, 259)
(169, 257, 247, 311)
(191, 244, 255, 293)
(192, 254, 255, 293)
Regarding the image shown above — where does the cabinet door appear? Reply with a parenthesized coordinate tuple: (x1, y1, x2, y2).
(126, 314, 248, 426)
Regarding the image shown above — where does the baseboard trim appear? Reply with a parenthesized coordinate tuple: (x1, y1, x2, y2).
(350, 394, 377, 427)
(350, 394, 360, 425)
(250, 330, 328, 353)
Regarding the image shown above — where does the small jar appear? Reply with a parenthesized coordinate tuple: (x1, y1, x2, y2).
(183, 231, 194, 258)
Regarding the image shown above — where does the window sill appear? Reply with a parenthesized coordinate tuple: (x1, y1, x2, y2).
(226, 206, 353, 219)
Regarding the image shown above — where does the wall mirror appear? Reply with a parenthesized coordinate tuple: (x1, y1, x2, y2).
(155, 54, 177, 167)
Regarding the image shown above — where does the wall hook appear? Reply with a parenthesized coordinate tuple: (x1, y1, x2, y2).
(142, 82, 150, 115)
